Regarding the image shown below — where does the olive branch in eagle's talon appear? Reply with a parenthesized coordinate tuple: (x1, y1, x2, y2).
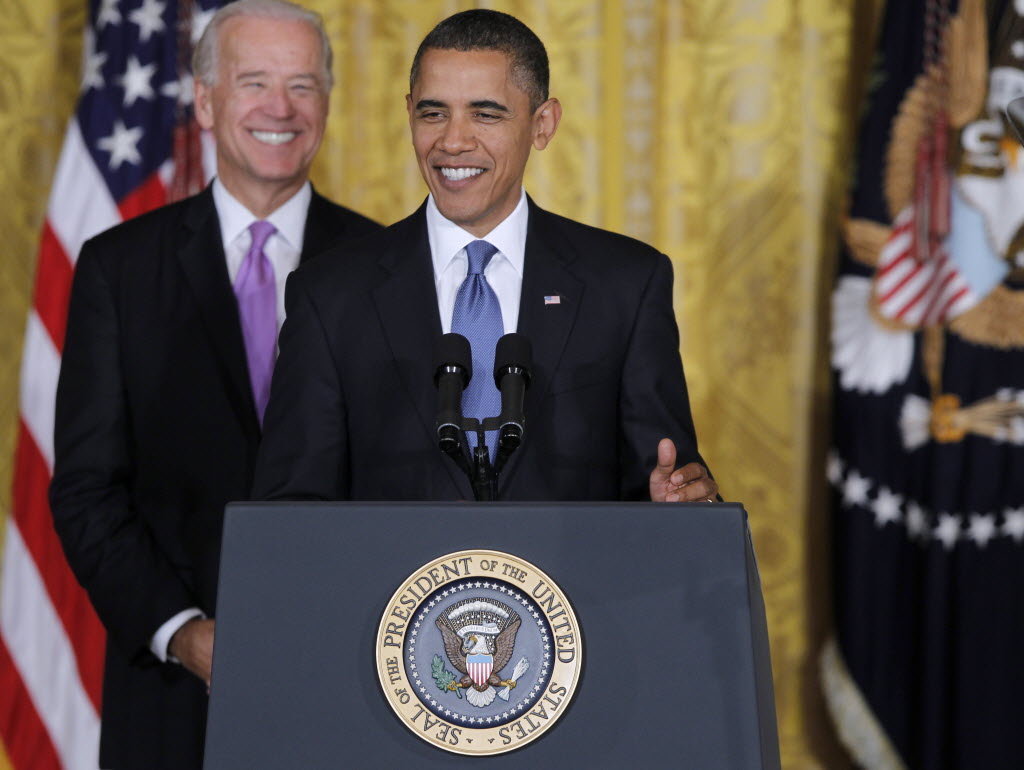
(431, 654, 463, 699)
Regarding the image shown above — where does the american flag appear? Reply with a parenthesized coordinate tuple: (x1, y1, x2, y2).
(0, 1, 218, 766)
(827, 2, 1024, 767)
(872, 204, 977, 327)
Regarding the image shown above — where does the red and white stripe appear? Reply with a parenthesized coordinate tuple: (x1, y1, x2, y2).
(0, 123, 170, 767)
(467, 658, 493, 688)
(873, 205, 977, 327)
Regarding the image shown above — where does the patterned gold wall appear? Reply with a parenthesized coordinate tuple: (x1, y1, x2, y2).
(0, 1, 878, 767)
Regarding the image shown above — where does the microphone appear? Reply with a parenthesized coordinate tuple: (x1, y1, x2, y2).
(493, 333, 532, 452)
(433, 333, 472, 454)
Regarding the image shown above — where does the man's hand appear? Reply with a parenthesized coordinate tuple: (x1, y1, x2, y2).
(168, 618, 215, 687)
(649, 438, 718, 502)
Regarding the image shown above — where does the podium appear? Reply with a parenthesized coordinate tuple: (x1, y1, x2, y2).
(204, 502, 779, 768)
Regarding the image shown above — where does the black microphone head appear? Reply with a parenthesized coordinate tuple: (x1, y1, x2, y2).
(433, 333, 472, 387)
(493, 333, 532, 387)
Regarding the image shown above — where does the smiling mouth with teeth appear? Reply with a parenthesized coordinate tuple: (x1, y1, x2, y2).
(440, 167, 484, 181)
(251, 130, 297, 145)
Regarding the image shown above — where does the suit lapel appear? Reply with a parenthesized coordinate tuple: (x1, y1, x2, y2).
(371, 207, 471, 496)
(300, 188, 344, 263)
(176, 189, 261, 442)
(500, 201, 585, 493)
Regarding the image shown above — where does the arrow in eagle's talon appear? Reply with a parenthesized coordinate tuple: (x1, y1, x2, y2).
(497, 657, 530, 701)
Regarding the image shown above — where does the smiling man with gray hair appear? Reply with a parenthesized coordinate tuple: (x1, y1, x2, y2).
(48, 1, 379, 767)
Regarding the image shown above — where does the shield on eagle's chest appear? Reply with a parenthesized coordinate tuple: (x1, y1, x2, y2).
(466, 653, 493, 687)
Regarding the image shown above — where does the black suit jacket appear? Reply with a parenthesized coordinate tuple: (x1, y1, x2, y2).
(48, 186, 380, 770)
(253, 199, 705, 502)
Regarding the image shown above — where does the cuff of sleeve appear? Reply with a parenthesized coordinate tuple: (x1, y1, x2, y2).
(150, 608, 205, 663)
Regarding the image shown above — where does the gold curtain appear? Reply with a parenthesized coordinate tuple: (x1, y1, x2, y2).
(0, 1, 880, 766)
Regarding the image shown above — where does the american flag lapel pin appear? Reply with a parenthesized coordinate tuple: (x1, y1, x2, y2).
(544, 295, 561, 305)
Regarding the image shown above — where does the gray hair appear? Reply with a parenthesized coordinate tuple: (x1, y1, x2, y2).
(192, 0, 333, 89)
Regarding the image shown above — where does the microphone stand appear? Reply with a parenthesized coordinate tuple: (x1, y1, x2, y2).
(451, 416, 507, 501)
(471, 431, 497, 501)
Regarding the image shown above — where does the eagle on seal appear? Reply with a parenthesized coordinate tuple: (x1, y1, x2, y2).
(436, 597, 522, 707)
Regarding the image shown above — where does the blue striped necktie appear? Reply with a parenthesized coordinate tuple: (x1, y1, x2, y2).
(451, 240, 503, 457)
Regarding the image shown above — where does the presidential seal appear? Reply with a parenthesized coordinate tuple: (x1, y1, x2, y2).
(375, 550, 582, 756)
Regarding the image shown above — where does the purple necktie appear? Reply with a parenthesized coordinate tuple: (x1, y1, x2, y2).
(234, 220, 277, 424)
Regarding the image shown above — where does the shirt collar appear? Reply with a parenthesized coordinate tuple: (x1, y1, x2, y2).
(426, 189, 529, 277)
(211, 178, 312, 252)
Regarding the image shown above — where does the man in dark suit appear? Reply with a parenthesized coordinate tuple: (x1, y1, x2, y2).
(253, 9, 717, 504)
(48, 1, 379, 767)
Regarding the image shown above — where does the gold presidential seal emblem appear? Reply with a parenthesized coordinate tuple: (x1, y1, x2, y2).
(376, 550, 582, 755)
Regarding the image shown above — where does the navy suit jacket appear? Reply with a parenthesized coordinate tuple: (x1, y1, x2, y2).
(253, 199, 705, 502)
(49, 186, 380, 770)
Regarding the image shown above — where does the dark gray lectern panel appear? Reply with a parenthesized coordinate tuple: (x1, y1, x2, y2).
(205, 503, 779, 769)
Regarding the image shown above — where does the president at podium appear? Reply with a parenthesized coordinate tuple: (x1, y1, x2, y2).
(253, 9, 717, 504)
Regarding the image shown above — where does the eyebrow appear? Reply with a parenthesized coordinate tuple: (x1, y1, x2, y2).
(414, 99, 510, 113)
(469, 100, 509, 112)
(236, 71, 321, 82)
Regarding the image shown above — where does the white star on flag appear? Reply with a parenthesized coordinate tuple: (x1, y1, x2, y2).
(191, 6, 217, 45)
(842, 469, 871, 507)
(161, 74, 195, 106)
(905, 502, 929, 540)
(872, 486, 904, 527)
(933, 513, 962, 551)
(967, 514, 996, 548)
(97, 0, 121, 29)
(1002, 508, 1024, 542)
(129, 0, 166, 43)
(119, 56, 157, 106)
(81, 28, 107, 92)
(97, 120, 144, 169)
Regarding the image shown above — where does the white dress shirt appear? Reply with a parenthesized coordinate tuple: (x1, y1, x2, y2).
(149, 180, 312, 663)
(426, 189, 528, 334)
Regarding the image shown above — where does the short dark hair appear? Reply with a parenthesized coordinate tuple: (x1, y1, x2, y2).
(409, 9, 549, 112)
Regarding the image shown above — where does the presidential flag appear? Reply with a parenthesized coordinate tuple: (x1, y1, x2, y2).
(823, 0, 1024, 767)
(0, 1, 218, 766)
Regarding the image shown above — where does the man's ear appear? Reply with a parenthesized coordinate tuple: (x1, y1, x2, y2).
(195, 80, 214, 131)
(532, 98, 562, 150)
